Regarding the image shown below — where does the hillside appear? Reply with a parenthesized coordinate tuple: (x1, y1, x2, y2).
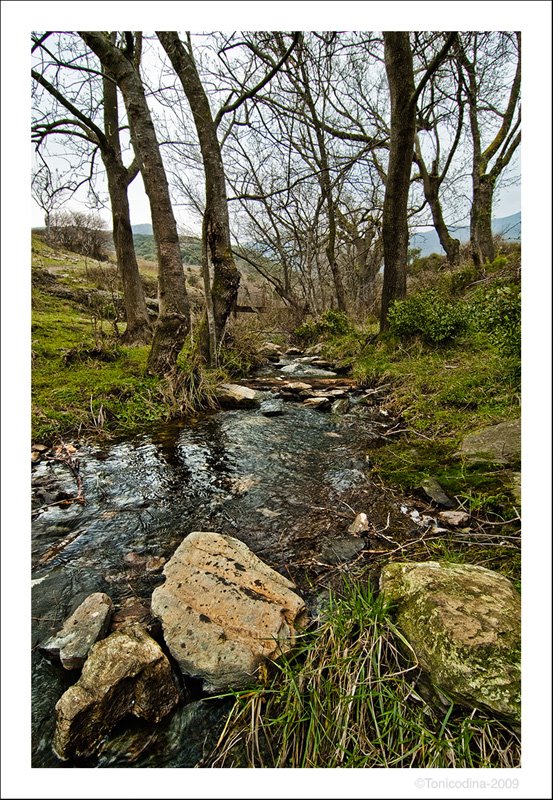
(410, 211, 521, 258)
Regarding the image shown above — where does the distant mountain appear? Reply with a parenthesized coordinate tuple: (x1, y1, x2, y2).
(410, 211, 521, 257)
(131, 223, 154, 236)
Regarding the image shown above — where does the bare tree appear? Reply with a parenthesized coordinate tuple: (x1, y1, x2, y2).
(380, 31, 457, 331)
(79, 31, 190, 374)
(456, 32, 521, 265)
(32, 32, 151, 342)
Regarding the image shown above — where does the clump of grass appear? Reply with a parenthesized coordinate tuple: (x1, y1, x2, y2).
(206, 577, 520, 768)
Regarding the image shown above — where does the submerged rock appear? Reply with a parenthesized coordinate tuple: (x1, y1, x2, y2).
(53, 626, 179, 761)
(320, 536, 365, 565)
(40, 592, 113, 670)
(380, 561, 521, 721)
(151, 532, 308, 692)
(456, 420, 521, 465)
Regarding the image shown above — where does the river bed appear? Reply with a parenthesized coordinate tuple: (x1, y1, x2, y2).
(31, 379, 417, 767)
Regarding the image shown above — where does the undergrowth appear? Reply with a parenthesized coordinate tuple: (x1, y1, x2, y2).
(206, 578, 520, 768)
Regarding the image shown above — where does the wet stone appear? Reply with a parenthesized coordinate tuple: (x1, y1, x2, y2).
(259, 398, 284, 417)
(53, 625, 179, 761)
(40, 592, 113, 670)
(320, 536, 365, 565)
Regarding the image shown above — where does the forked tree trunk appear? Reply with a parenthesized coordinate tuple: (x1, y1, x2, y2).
(80, 32, 190, 375)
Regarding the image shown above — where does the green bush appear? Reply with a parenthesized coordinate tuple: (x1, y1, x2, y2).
(294, 309, 353, 344)
(387, 290, 468, 344)
(470, 284, 520, 357)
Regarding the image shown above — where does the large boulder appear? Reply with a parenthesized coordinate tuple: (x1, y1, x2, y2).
(53, 625, 179, 761)
(380, 561, 521, 720)
(40, 592, 113, 669)
(151, 532, 308, 692)
(456, 420, 521, 465)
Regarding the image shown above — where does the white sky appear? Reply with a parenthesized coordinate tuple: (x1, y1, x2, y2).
(2, 3, 552, 800)
(29, 30, 522, 232)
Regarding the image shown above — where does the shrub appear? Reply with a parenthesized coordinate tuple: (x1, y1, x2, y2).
(294, 309, 353, 345)
(470, 284, 520, 357)
(387, 290, 468, 344)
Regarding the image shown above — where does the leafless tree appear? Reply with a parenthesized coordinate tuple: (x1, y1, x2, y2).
(456, 31, 521, 266)
(380, 31, 457, 331)
(79, 31, 190, 373)
(32, 32, 151, 342)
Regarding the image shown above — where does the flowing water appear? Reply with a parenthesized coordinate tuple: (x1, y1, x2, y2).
(31, 373, 415, 767)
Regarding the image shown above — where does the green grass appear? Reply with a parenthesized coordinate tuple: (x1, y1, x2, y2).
(321, 327, 521, 522)
(207, 576, 520, 768)
(31, 287, 221, 443)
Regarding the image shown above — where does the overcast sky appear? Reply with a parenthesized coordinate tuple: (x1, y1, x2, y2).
(29, 29, 522, 233)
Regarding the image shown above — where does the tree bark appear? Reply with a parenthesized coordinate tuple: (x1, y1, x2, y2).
(102, 67, 151, 342)
(380, 32, 416, 331)
(157, 32, 240, 366)
(80, 31, 190, 375)
(414, 143, 461, 266)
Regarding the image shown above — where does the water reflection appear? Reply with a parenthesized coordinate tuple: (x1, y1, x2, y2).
(32, 401, 389, 767)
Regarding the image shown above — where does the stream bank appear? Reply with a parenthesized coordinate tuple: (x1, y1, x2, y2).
(31, 351, 521, 767)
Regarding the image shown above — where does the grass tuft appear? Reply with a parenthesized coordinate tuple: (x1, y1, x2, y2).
(206, 577, 520, 768)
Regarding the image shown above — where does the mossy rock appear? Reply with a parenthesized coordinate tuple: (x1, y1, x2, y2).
(380, 561, 520, 721)
(455, 420, 521, 466)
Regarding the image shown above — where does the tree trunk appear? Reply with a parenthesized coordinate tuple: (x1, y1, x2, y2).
(380, 32, 416, 331)
(102, 66, 151, 343)
(80, 32, 190, 375)
(157, 32, 240, 366)
(427, 185, 461, 266)
(471, 175, 495, 265)
(104, 156, 152, 342)
(415, 148, 461, 266)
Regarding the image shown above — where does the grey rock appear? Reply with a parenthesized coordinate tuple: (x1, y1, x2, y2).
(420, 477, 454, 508)
(303, 396, 331, 410)
(41, 592, 113, 670)
(320, 536, 365, 565)
(380, 561, 521, 720)
(260, 342, 282, 359)
(53, 625, 179, 760)
(259, 398, 284, 416)
(456, 420, 521, 466)
(151, 532, 308, 692)
(326, 468, 366, 492)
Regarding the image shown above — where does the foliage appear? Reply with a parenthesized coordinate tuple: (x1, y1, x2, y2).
(469, 283, 521, 358)
(387, 290, 468, 344)
(293, 309, 353, 345)
(208, 577, 520, 768)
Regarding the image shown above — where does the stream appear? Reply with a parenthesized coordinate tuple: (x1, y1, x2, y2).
(31, 358, 417, 767)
